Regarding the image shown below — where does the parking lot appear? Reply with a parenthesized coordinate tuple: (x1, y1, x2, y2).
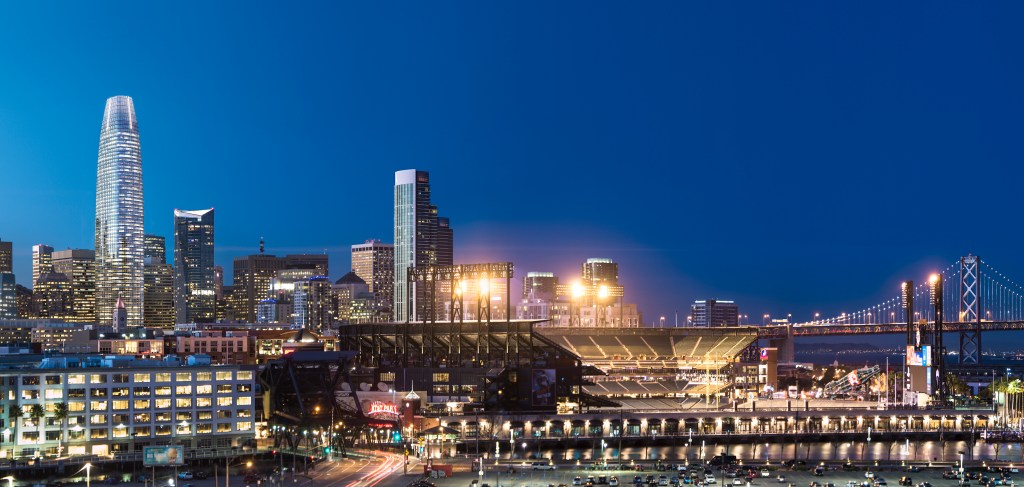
(415, 462, 1019, 487)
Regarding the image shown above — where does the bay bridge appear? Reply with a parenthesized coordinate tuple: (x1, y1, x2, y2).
(759, 254, 1024, 364)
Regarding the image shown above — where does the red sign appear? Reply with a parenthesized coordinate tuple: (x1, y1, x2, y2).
(368, 401, 400, 418)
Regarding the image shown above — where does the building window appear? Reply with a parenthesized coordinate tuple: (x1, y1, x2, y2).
(197, 411, 213, 420)
(196, 385, 212, 395)
(175, 385, 192, 395)
(134, 413, 151, 423)
(217, 410, 232, 419)
(112, 374, 129, 383)
(380, 372, 395, 382)
(432, 373, 449, 382)
(134, 426, 151, 437)
(216, 371, 233, 381)
(237, 409, 252, 418)
(90, 401, 108, 411)
(90, 429, 107, 439)
(197, 398, 212, 407)
(68, 402, 85, 412)
(237, 396, 252, 406)
(155, 399, 171, 409)
(155, 373, 171, 382)
(45, 375, 61, 385)
(216, 397, 233, 407)
(68, 388, 85, 398)
(236, 384, 251, 393)
(236, 422, 252, 431)
(237, 370, 252, 380)
(176, 372, 192, 382)
(176, 398, 192, 408)
(133, 387, 151, 396)
(22, 376, 40, 386)
(68, 374, 86, 384)
(197, 372, 212, 381)
(176, 412, 192, 422)
(197, 423, 212, 434)
(155, 386, 171, 396)
(134, 400, 151, 410)
(90, 388, 108, 398)
(155, 412, 171, 422)
(111, 387, 129, 397)
(133, 373, 151, 383)
(216, 423, 231, 433)
(217, 384, 232, 394)
(90, 414, 107, 424)
(113, 426, 128, 438)
(155, 425, 171, 436)
(22, 431, 40, 442)
(112, 400, 129, 411)
(90, 374, 107, 384)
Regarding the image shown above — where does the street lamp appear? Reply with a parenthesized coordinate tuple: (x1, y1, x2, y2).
(2, 476, 14, 487)
(85, 463, 93, 487)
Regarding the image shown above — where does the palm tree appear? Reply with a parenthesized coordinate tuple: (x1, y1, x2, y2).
(29, 404, 45, 430)
(53, 401, 68, 456)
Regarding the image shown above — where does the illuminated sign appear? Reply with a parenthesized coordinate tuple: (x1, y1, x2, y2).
(760, 349, 769, 360)
(906, 345, 932, 367)
(143, 445, 184, 466)
(367, 401, 400, 418)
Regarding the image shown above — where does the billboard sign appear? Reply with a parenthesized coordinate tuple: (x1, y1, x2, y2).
(906, 345, 932, 367)
(143, 445, 184, 466)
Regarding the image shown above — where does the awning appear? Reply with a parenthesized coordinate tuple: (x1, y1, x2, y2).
(664, 418, 680, 424)
(466, 421, 478, 426)
(627, 418, 641, 425)
(418, 425, 461, 436)
(571, 419, 586, 426)
(647, 418, 662, 425)
(510, 421, 525, 427)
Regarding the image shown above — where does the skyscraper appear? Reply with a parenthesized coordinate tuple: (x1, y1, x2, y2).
(233, 252, 286, 323)
(52, 249, 97, 323)
(522, 272, 558, 301)
(582, 258, 619, 286)
(351, 240, 394, 316)
(393, 169, 453, 321)
(0, 239, 12, 273)
(95, 95, 144, 326)
(32, 244, 54, 286)
(691, 299, 739, 327)
(173, 208, 216, 324)
(143, 235, 174, 328)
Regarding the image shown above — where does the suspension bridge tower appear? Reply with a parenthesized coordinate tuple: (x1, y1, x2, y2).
(959, 254, 982, 365)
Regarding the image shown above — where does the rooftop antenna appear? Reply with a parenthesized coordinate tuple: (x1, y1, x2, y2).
(259, 237, 265, 255)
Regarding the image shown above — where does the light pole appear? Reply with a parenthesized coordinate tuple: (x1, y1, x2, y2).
(2, 475, 14, 487)
(85, 462, 93, 487)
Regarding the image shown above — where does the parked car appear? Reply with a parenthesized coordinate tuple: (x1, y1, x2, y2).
(610, 477, 619, 487)
(704, 475, 716, 485)
(761, 470, 771, 478)
(899, 477, 913, 486)
(177, 473, 194, 481)
(574, 477, 583, 486)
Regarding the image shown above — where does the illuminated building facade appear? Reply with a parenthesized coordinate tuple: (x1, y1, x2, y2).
(52, 249, 97, 323)
(351, 240, 394, 315)
(32, 244, 54, 286)
(173, 209, 216, 324)
(95, 95, 145, 327)
(0, 357, 256, 460)
(143, 236, 173, 328)
(393, 169, 453, 321)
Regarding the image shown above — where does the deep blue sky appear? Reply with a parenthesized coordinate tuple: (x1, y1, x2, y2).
(2, 2, 1023, 324)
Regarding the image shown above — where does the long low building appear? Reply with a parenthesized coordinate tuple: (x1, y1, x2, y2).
(0, 354, 257, 462)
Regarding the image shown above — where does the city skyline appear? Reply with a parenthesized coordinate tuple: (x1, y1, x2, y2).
(3, 2, 1024, 322)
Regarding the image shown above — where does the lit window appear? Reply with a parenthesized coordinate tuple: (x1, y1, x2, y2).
(133, 373, 151, 383)
(216, 371, 233, 381)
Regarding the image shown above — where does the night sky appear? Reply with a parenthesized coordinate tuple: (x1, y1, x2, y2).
(2, 2, 1023, 324)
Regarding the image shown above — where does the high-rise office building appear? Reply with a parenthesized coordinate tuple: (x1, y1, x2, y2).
(393, 169, 454, 321)
(285, 254, 329, 275)
(31, 272, 74, 319)
(294, 275, 332, 332)
(233, 253, 286, 323)
(0, 239, 12, 273)
(582, 258, 619, 286)
(0, 273, 15, 319)
(32, 244, 54, 286)
(173, 208, 216, 324)
(213, 265, 224, 299)
(144, 235, 166, 265)
(351, 240, 394, 314)
(95, 95, 145, 326)
(691, 299, 739, 327)
(522, 272, 558, 301)
(52, 249, 97, 323)
(142, 235, 173, 328)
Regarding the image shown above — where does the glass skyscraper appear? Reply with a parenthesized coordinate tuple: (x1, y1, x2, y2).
(174, 208, 216, 323)
(393, 169, 453, 322)
(95, 95, 145, 326)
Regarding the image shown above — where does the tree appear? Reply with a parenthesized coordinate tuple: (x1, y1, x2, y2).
(53, 401, 68, 455)
(29, 404, 44, 429)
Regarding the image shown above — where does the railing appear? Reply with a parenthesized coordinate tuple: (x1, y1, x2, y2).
(2, 446, 269, 468)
